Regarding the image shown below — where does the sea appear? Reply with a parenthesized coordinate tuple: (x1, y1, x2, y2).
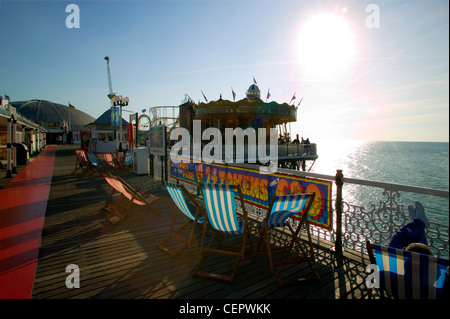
(308, 140, 449, 226)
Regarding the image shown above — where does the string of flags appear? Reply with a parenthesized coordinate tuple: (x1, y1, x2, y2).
(199, 77, 302, 106)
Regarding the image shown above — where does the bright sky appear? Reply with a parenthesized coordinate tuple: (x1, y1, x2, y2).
(0, 0, 448, 142)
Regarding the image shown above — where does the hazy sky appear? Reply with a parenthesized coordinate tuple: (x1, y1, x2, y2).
(0, 0, 448, 142)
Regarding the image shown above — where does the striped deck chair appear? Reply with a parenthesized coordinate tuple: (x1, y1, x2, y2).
(86, 152, 107, 174)
(119, 151, 134, 173)
(102, 174, 159, 224)
(194, 183, 253, 282)
(257, 193, 319, 286)
(103, 152, 121, 172)
(157, 182, 206, 257)
(366, 241, 448, 299)
(72, 149, 91, 175)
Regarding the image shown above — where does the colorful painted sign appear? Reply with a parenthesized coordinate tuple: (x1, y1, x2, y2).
(149, 125, 166, 156)
(170, 160, 333, 230)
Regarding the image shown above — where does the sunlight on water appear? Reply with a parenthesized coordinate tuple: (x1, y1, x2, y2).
(309, 139, 449, 225)
(310, 139, 366, 176)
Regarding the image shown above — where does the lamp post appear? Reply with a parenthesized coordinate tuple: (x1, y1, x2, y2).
(111, 95, 129, 150)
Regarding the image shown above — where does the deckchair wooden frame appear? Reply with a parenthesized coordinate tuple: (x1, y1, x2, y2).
(86, 151, 107, 174)
(157, 182, 207, 257)
(194, 183, 253, 283)
(118, 151, 134, 173)
(258, 193, 320, 287)
(102, 152, 121, 173)
(72, 149, 92, 175)
(103, 174, 159, 224)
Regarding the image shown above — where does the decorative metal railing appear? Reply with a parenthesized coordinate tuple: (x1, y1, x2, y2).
(278, 168, 449, 259)
(155, 154, 449, 259)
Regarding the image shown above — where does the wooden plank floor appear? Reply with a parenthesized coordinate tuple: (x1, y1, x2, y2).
(31, 145, 370, 299)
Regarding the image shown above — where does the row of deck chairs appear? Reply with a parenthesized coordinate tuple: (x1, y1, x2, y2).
(100, 174, 449, 297)
(157, 182, 320, 287)
(72, 149, 133, 175)
(158, 183, 449, 297)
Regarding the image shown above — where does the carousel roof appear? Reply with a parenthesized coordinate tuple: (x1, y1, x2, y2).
(11, 99, 95, 132)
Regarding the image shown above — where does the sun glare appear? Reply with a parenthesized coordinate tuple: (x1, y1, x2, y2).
(297, 13, 357, 80)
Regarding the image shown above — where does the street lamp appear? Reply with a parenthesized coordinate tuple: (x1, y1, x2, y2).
(111, 95, 129, 150)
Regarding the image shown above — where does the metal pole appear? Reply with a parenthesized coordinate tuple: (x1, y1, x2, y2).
(120, 104, 123, 148)
(12, 118, 17, 174)
(335, 169, 344, 254)
(6, 117, 12, 178)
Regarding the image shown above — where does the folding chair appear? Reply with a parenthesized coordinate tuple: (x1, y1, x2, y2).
(86, 152, 107, 174)
(103, 152, 121, 172)
(157, 182, 206, 257)
(257, 193, 319, 286)
(72, 149, 91, 175)
(366, 241, 448, 299)
(102, 174, 160, 224)
(119, 151, 134, 173)
(194, 183, 253, 282)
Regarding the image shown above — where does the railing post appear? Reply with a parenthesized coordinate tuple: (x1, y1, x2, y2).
(335, 169, 344, 255)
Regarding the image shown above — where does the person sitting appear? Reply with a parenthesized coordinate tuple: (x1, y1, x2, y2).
(389, 201, 430, 250)
(404, 242, 432, 255)
(388, 202, 448, 298)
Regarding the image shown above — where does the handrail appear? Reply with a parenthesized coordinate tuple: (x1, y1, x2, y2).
(160, 155, 449, 258)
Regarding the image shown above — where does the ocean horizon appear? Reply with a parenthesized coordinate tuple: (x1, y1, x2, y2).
(309, 139, 449, 225)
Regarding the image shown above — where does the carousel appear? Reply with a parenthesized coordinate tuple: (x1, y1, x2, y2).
(184, 83, 318, 171)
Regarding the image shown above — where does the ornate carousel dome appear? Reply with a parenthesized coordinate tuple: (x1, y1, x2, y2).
(246, 84, 261, 100)
(11, 99, 95, 132)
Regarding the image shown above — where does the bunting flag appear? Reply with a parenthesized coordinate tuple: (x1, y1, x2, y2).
(253, 77, 257, 85)
(68, 102, 76, 109)
(297, 97, 304, 107)
(289, 93, 296, 105)
(5, 95, 11, 102)
(231, 87, 236, 101)
(266, 89, 271, 102)
(201, 90, 208, 102)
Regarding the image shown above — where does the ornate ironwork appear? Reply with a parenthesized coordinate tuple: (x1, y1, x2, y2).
(158, 155, 449, 259)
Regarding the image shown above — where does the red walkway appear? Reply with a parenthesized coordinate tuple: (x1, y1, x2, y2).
(0, 145, 56, 299)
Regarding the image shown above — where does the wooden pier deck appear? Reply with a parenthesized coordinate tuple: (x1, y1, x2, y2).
(4, 145, 371, 300)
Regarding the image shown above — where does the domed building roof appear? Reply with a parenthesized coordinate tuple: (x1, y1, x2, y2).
(246, 84, 261, 100)
(11, 99, 95, 132)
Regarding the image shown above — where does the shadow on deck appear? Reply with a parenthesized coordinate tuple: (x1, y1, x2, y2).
(31, 145, 370, 300)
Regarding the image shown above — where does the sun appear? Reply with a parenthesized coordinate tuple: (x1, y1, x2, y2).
(296, 12, 357, 80)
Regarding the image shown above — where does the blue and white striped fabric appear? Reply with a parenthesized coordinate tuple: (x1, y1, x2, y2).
(87, 152, 103, 169)
(265, 194, 310, 228)
(201, 183, 243, 235)
(123, 152, 133, 165)
(373, 244, 448, 299)
(165, 183, 203, 223)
